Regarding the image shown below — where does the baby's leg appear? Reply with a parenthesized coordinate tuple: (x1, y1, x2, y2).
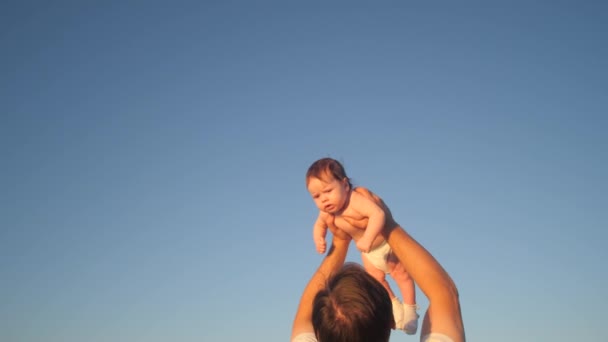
(387, 254, 416, 305)
(388, 254, 419, 334)
(362, 253, 403, 330)
(361, 253, 395, 298)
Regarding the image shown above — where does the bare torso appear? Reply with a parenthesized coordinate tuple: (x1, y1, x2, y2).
(322, 187, 399, 250)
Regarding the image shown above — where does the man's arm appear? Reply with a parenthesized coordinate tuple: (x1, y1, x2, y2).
(383, 226, 465, 342)
(290, 235, 351, 340)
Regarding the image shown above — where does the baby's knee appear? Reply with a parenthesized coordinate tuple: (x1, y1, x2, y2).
(363, 267, 386, 282)
(391, 267, 411, 282)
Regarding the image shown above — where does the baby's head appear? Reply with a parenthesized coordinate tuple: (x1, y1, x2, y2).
(305, 158, 353, 190)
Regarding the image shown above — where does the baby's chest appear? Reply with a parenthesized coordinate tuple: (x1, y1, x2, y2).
(332, 215, 368, 233)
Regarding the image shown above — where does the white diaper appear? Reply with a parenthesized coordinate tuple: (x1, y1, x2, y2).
(362, 240, 392, 273)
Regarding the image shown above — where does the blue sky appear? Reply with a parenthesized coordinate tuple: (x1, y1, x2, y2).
(1, 2, 606, 341)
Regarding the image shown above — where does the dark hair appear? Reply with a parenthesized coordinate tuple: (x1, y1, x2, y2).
(312, 263, 393, 342)
(306, 158, 353, 189)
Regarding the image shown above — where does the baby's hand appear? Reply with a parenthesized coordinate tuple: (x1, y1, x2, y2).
(315, 237, 327, 254)
(356, 238, 373, 253)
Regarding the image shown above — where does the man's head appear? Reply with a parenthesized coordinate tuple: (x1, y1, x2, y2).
(312, 263, 393, 342)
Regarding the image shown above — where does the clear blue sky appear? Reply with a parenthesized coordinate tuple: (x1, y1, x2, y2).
(2, 2, 606, 341)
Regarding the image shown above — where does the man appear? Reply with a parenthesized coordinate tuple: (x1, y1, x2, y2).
(291, 226, 465, 342)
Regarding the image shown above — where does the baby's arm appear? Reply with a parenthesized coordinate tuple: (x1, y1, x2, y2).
(312, 214, 328, 254)
(352, 192, 386, 253)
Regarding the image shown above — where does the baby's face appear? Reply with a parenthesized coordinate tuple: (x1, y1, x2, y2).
(307, 176, 349, 214)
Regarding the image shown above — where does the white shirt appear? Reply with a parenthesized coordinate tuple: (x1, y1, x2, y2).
(291, 332, 454, 342)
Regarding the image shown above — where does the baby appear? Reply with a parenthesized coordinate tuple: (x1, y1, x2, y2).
(305, 158, 419, 334)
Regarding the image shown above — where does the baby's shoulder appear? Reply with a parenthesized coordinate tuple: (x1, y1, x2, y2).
(352, 186, 382, 201)
(351, 187, 391, 213)
(318, 211, 333, 221)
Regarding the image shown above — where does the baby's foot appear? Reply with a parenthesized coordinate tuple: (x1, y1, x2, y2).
(402, 303, 420, 335)
(391, 298, 404, 329)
